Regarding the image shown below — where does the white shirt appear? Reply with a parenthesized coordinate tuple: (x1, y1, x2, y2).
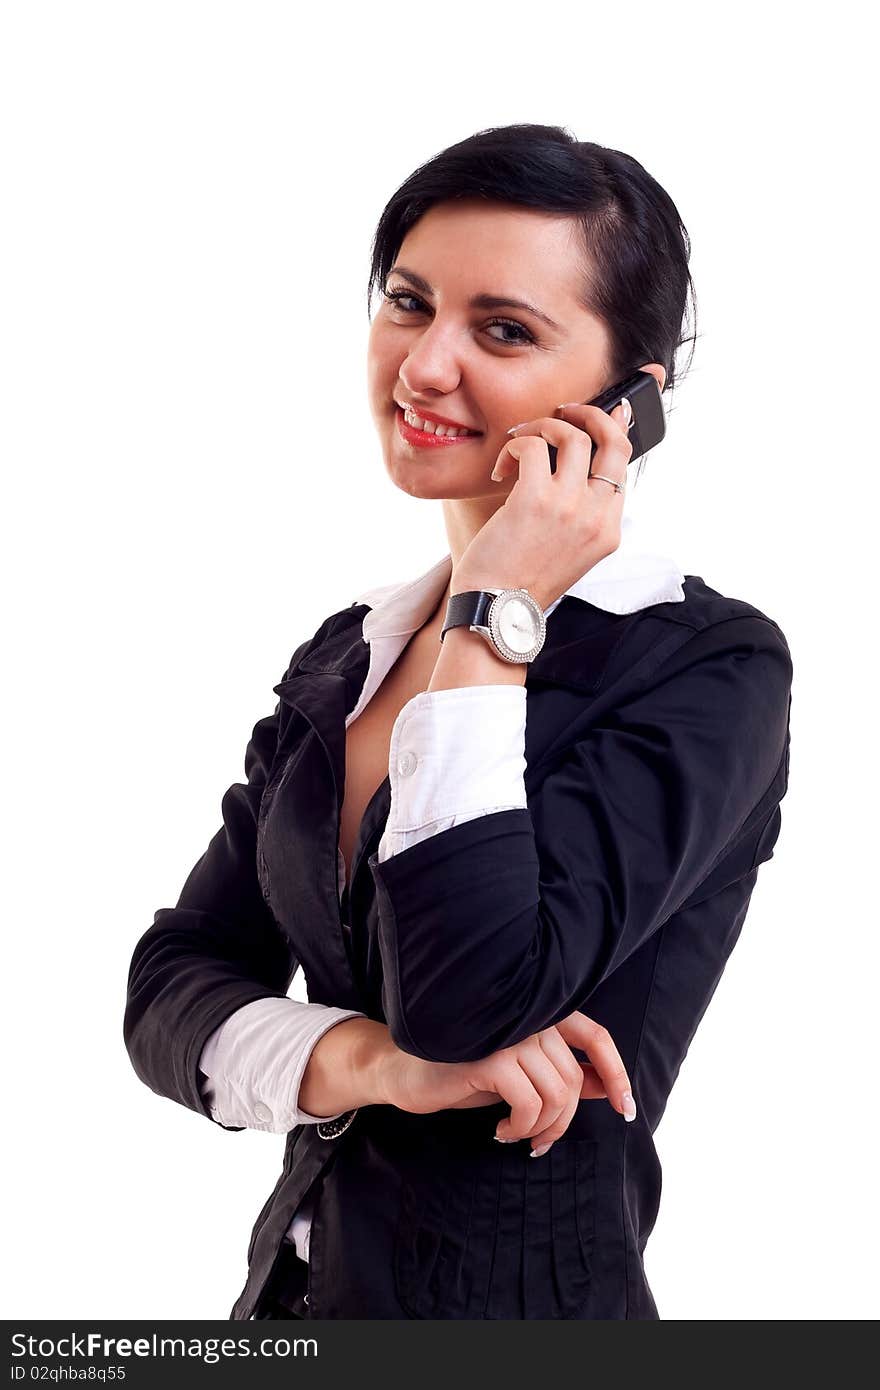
(198, 510, 686, 1258)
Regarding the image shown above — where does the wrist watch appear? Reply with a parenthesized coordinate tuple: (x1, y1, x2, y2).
(440, 587, 547, 664)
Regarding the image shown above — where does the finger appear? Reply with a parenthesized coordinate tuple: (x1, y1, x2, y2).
(555, 399, 634, 449)
(507, 1047, 570, 1140)
(492, 1063, 544, 1141)
(491, 433, 557, 490)
(591, 405, 631, 492)
(609, 401, 631, 435)
(537, 1025, 585, 1093)
(497, 417, 592, 490)
(554, 1012, 637, 1122)
(494, 1045, 561, 1134)
(586, 407, 630, 498)
(528, 1094, 580, 1156)
(531, 1060, 613, 1149)
(525, 1028, 586, 1155)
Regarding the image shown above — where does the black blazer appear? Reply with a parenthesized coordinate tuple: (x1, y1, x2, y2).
(124, 573, 793, 1320)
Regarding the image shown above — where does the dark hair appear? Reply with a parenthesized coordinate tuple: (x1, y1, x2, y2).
(367, 123, 698, 412)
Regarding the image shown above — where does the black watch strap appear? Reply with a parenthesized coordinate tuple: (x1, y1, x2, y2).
(440, 590, 495, 642)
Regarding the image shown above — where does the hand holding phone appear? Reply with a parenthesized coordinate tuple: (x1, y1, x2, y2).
(545, 368, 666, 474)
(458, 374, 660, 607)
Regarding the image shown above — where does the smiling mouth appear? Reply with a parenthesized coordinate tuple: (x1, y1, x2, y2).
(395, 401, 482, 436)
(395, 405, 483, 448)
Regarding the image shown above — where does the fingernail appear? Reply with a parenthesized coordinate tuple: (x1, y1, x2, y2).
(494, 1134, 514, 1143)
(506, 423, 527, 435)
(556, 402, 581, 414)
(622, 1091, 637, 1122)
(529, 1143, 551, 1158)
(621, 396, 633, 429)
(490, 468, 502, 482)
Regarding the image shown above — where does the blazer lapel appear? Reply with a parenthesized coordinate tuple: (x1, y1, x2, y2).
(263, 617, 372, 1010)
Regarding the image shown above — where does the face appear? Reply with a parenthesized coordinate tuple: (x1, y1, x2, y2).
(367, 199, 662, 503)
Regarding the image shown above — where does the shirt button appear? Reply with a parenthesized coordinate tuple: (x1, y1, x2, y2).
(253, 1102, 273, 1124)
(397, 750, 418, 777)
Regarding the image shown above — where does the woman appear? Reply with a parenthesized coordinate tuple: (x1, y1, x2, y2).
(124, 124, 793, 1321)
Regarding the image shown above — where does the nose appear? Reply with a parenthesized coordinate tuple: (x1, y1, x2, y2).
(397, 319, 465, 399)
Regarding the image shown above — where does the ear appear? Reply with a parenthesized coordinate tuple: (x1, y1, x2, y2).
(638, 362, 667, 393)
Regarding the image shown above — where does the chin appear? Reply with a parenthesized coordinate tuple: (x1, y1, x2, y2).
(385, 460, 449, 499)
(381, 421, 497, 498)
(385, 462, 496, 502)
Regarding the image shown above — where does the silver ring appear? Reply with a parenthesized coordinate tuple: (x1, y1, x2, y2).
(587, 472, 625, 495)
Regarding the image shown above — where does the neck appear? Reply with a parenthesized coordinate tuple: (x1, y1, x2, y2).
(441, 494, 499, 574)
(415, 493, 511, 641)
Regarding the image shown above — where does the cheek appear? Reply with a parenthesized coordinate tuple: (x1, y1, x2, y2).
(366, 360, 391, 408)
(476, 374, 546, 425)
(367, 329, 400, 389)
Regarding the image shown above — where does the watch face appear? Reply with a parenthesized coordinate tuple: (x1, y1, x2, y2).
(494, 592, 542, 657)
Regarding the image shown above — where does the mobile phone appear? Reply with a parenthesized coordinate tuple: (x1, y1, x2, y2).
(546, 369, 666, 474)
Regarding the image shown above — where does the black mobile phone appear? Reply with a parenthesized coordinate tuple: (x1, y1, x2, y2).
(546, 369, 666, 474)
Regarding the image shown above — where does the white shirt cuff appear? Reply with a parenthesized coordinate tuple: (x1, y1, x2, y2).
(197, 996, 366, 1133)
(377, 684, 527, 861)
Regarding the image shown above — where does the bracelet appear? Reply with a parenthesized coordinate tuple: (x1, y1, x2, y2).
(316, 1108, 358, 1141)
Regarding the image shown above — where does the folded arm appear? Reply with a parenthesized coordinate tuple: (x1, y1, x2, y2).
(368, 616, 794, 1063)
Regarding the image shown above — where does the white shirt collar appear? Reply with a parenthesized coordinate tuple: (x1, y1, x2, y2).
(356, 511, 685, 643)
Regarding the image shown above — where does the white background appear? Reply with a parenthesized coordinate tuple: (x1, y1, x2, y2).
(2, 0, 876, 1321)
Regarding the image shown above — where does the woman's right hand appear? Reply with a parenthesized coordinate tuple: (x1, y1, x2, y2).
(377, 1010, 636, 1154)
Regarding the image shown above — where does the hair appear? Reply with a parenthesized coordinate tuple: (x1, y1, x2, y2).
(367, 124, 699, 478)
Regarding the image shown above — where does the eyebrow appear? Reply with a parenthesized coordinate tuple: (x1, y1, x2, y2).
(387, 264, 564, 334)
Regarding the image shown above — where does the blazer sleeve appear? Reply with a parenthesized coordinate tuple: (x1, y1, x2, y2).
(123, 627, 331, 1127)
(367, 615, 794, 1063)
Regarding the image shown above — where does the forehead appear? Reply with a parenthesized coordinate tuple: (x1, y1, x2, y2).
(396, 199, 586, 299)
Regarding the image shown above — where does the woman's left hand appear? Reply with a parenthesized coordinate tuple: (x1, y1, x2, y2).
(455, 400, 634, 612)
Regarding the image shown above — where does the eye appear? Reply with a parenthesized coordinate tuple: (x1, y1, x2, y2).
(382, 289, 423, 314)
(381, 288, 536, 347)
